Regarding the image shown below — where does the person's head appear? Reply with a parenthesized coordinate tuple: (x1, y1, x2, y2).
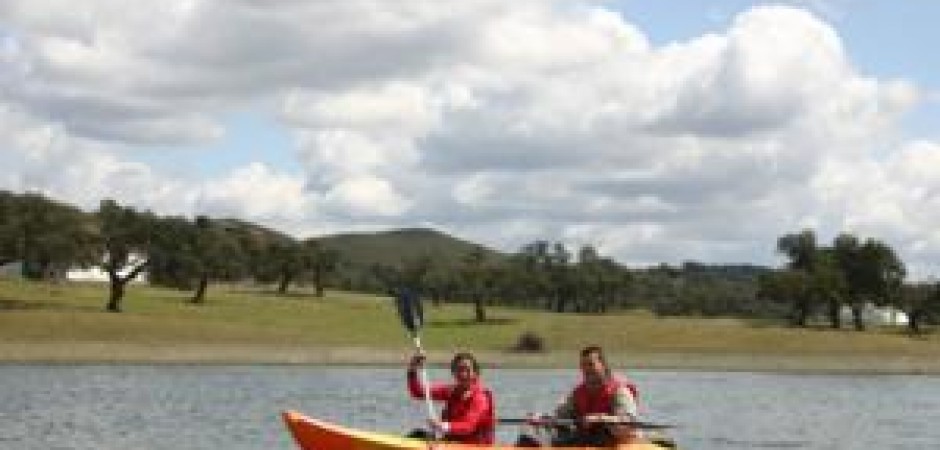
(579, 345, 611, 385)
(450, 352, 480, 387)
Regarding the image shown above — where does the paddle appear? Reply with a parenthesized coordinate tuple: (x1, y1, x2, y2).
(395, 288, 439, 435)
(498, 416, 675, 430)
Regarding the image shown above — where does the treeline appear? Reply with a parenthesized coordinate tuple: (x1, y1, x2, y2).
(0, 191, 338, 311)
(759, 229, 940, 334)
(394, 243, 773, 323)
(1, 191, 938, 333)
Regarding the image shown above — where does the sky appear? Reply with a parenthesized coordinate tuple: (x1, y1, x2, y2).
(1, 0, 939, 277)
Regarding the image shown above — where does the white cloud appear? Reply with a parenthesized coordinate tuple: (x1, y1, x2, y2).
(322, 175, 409, 218)
(1, 1, 939, 277)
(651, 7, 848, 135)
(196, 162, 309, 221)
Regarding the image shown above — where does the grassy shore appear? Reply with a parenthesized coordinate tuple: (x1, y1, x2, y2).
(1, 278, 938, 374)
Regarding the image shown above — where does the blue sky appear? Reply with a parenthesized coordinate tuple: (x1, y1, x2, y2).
(2, 0, 939, 276)
(136, 112, 300, 180)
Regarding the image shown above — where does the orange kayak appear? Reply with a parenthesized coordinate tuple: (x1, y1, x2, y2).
(282, 410, 673, 450)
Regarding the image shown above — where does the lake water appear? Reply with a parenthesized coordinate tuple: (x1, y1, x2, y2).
(1, 365, 938, 449)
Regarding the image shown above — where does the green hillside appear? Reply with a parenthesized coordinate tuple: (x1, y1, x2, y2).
(319, 227, 504, 270)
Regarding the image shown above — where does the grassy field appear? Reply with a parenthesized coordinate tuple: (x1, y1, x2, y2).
(1, 278, 938, 373)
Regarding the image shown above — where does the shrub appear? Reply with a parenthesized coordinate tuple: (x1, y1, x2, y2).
(513, 331, 546, 353)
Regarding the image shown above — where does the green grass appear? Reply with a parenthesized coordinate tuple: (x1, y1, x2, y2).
(1, 278, 938, 371)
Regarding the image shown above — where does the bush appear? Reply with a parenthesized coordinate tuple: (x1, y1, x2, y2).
(513, 331, 546, 353)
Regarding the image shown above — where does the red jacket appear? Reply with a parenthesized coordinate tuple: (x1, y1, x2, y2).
(407, 371, 495, 444)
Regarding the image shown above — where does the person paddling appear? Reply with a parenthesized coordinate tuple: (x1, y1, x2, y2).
(406, 351, 495, 445)
(517, 345, 640, 447)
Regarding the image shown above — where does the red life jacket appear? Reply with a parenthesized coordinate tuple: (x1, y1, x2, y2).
(440, 383, 495, 445)
(572, 376, 639, 417)
(406, 372, 495, 444)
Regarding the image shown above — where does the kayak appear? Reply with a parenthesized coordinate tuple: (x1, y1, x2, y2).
(282, 410, 673, 450)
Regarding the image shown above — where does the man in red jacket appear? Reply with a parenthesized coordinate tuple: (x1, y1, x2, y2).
(517, 345, 639, 447)
(406, 351, 495, 445)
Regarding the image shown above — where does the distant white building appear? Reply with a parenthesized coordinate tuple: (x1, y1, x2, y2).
(839, 303, 909, 327)
(0, 261, 24, 278)
(66, 253, 149, 284)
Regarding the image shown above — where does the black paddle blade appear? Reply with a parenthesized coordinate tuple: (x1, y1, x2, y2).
(395, 288, 424, 334)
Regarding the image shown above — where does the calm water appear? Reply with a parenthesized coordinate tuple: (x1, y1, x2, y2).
(1, 365, 939, 449)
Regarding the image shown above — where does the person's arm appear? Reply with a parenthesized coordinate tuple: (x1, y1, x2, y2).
(604, 385, 641, 441)
(553, 392, 577, 420)
(609, 385, 638, 419)
(406, 355, 451, 401)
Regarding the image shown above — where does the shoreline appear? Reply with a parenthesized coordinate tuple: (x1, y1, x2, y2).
(3, 342, 939, 375)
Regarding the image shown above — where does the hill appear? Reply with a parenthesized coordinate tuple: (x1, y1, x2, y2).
(318, 227, 504, 270)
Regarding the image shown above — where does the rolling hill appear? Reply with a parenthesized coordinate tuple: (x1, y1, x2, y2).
(318, 227, 504, 270)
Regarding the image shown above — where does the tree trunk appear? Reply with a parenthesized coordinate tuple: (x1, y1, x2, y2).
(791, 300, 809, 327)
(37, 258, 52, 281)
(474, 293, 486, 323)
(104, 260, 148, 313)
(794, 306, 807, 327)
(908, 309, 924, 335)
(827, 297, 841, 329)
(554, 288, 567, 313)
(107, 279, 125, 312)
(851, 304, 866, 331)
(313, 265, 324, 297)
(191, 272, 209, 304)
(277, 272, 292, 294)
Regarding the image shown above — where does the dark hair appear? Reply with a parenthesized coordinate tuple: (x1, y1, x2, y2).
(580, 345, 611, 375)
(451, 352, 480, 375)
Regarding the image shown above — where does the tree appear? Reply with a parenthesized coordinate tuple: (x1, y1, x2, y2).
(0, 191, 18, 263)
(757, 270, 811, 326)
(573, 245, 627, 313)
(832, 233, 865, 328)
(369, 263, 400, 295)
(461, 247, 489, 322)
(423, 264, 458, 306)
(775, 229, 818, 325)
(302, 239, 340, 298)
(400, 254, 432, 292)
(833, 235, 906, 330)
(97, 199, 155, 312)
(189, 216, 247, 303)
(809, 250, 848, 329)
(777, 229, 818, 272)
(263, 239, 304, 295)
(512, 241, 553, 309)
(861, 239, 906, 308)
(900, 283, 940, 335)
(548, 242, 574, 313)
(147, 216, 199, 290)
(1, 192, 97, 279)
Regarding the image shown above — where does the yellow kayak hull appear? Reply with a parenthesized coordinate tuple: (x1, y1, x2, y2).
(282, 410, 671, 450)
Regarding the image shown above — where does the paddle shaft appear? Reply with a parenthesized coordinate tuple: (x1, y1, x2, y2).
(498, 417, 674, 430)
(396, 289, 441, 438)
(411, 335, 438, 428)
